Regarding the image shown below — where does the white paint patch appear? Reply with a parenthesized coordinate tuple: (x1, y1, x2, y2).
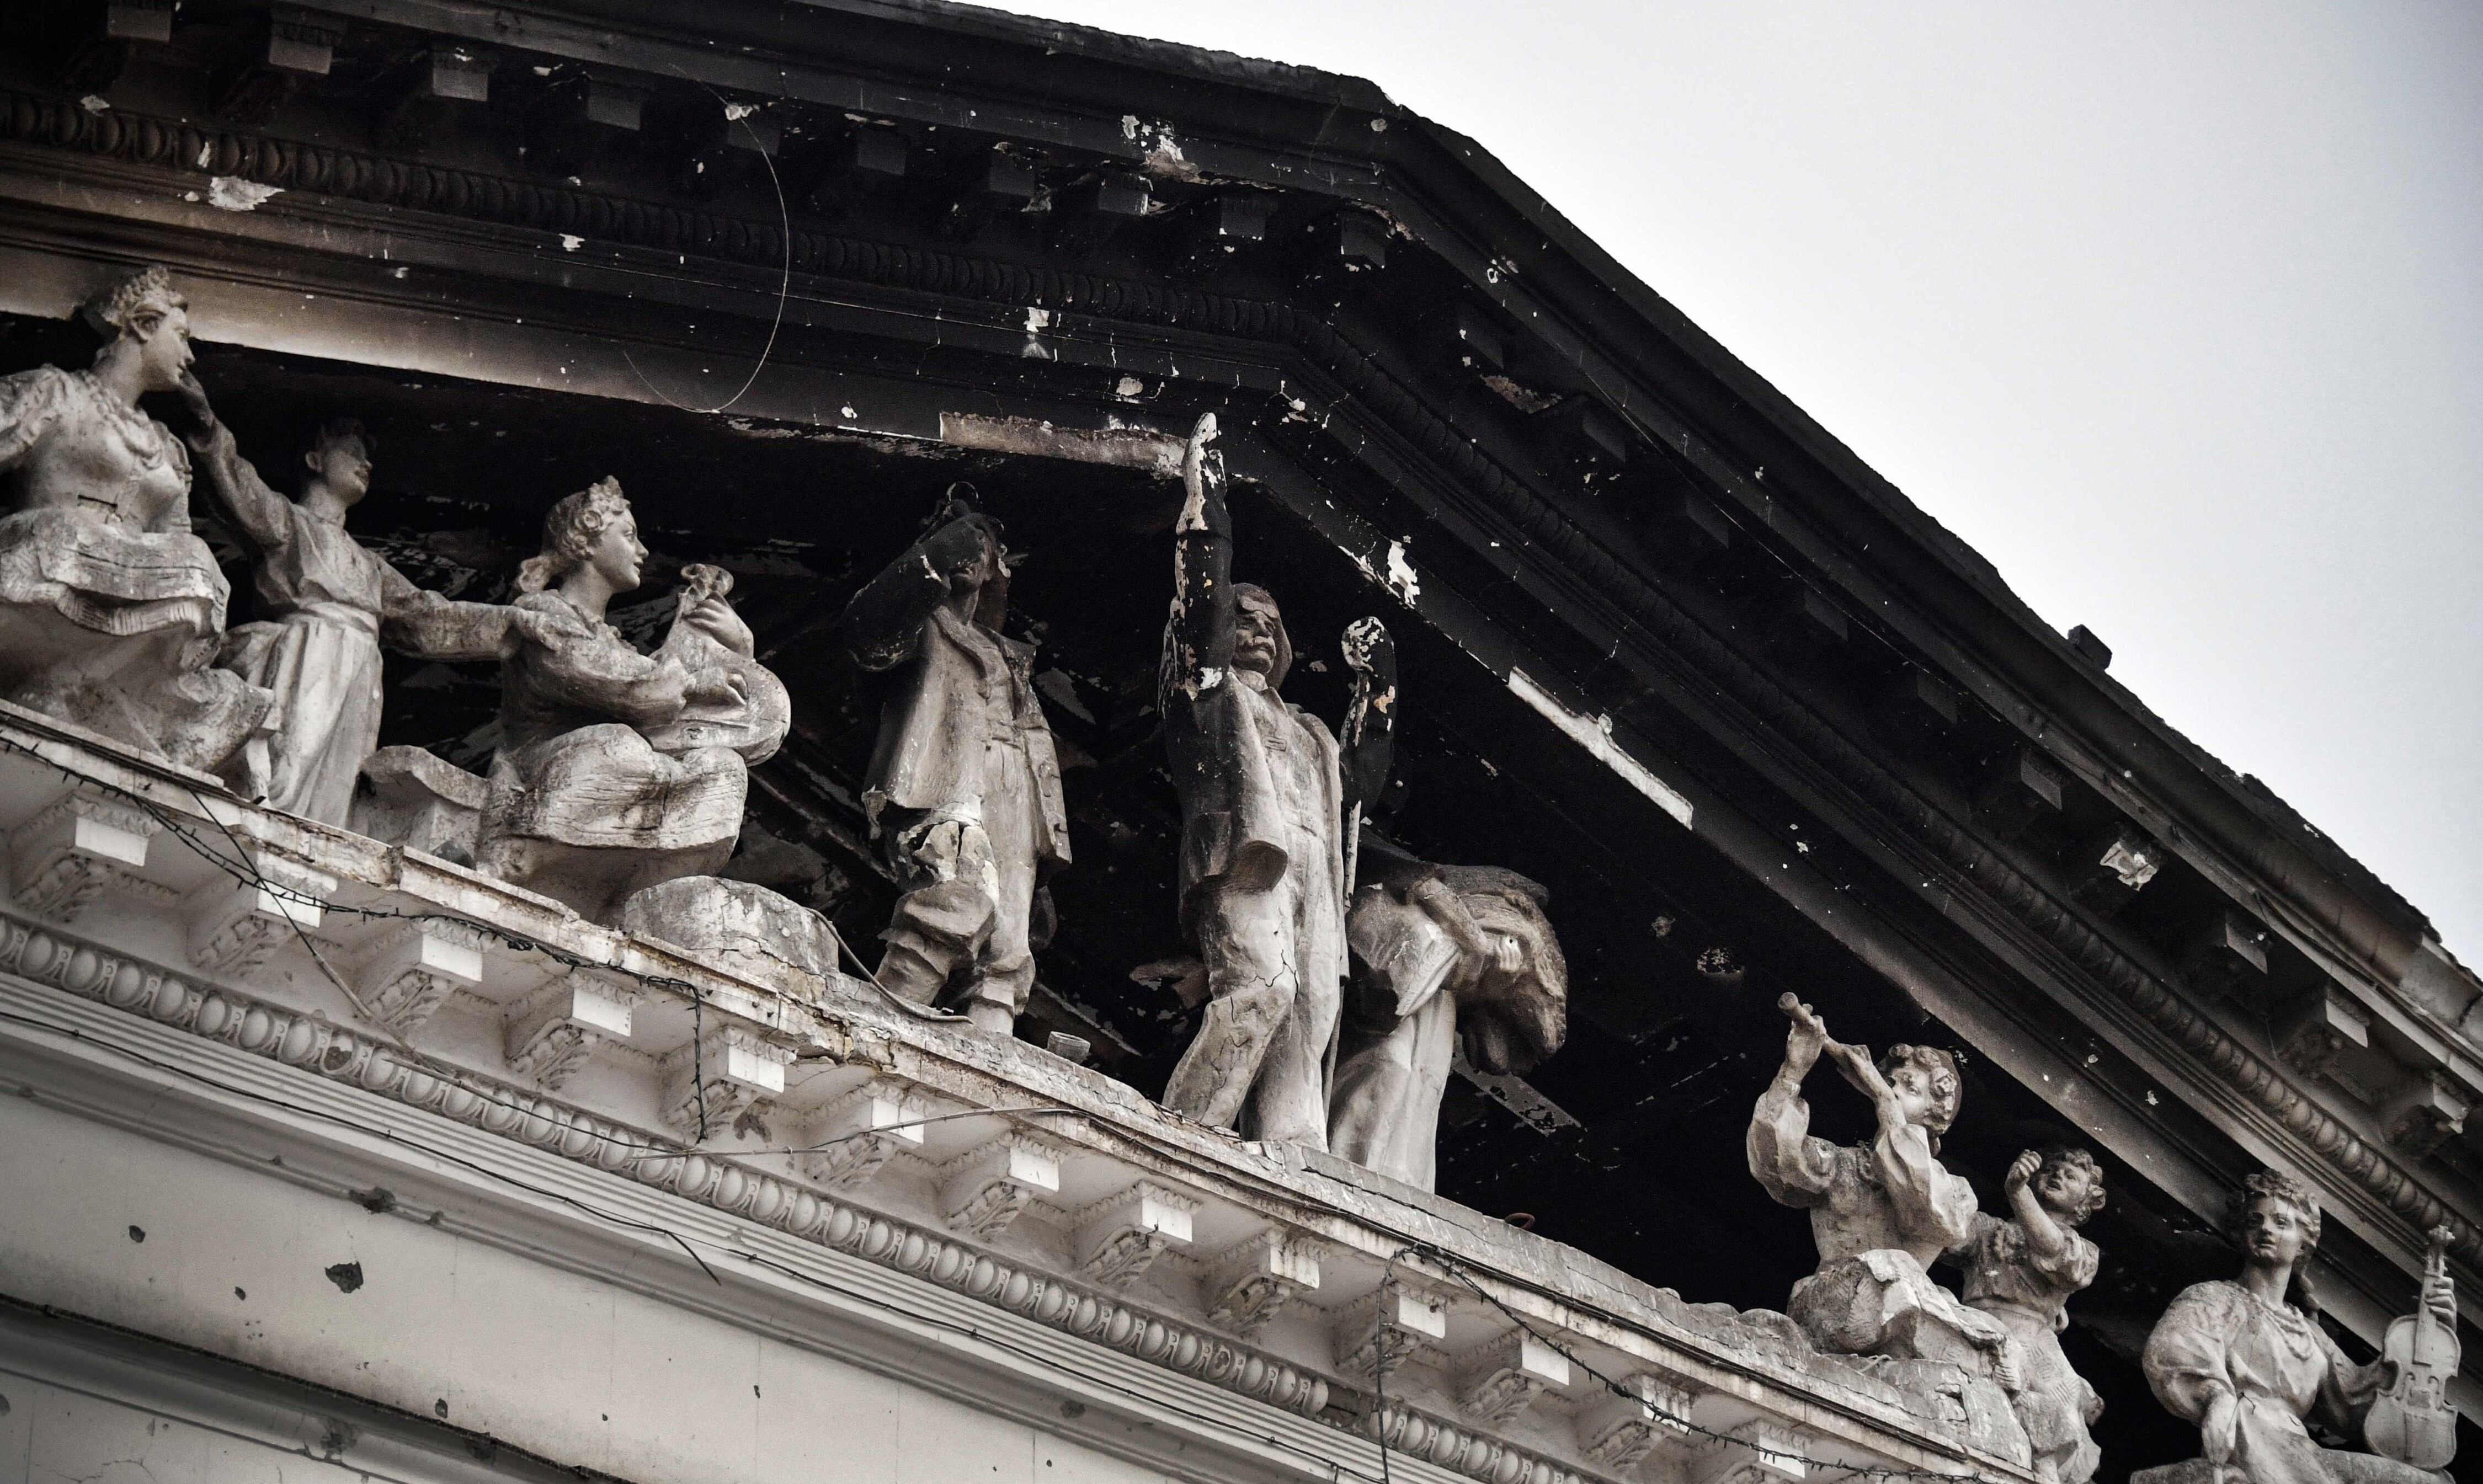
(79, 95, 110, 114)
(724, 102, 759, 121)
(559, 234, 583, 252)
(1384, 541, 1420, 606)
(1507, 668, 1694, 827)
(205, 178, 283, 212)
(1114, 375, 1144, 400)
(1021, 306, 1053, 361)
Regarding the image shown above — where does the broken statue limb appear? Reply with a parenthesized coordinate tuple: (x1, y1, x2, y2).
(841, 485, 1070, 1035)
(0, 265, 272, 771)
(2136, 1171, 2457, 1484)
(1157, 409, 1379, 1147)
(475, 477, 790, 924)
(184, 389, 548, 828)
(1328, 847, 1566, 1191)
(1748, 991, 2033, 1465)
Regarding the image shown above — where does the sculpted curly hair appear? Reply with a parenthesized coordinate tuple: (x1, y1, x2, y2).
(1879, 1043, 1962, 1141)
(2035, 1146, 2108, 1225)
(79, 264, 185, 340)
(518, 476, 631, 594)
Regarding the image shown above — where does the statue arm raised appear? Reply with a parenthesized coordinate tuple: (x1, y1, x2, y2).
(377, 560, 546, 661)
(1164, 413, 1234, 702)
(842, 506, 996, 672)
(1747, 1065, 1838, 1208)
(181, 401, 294, 553)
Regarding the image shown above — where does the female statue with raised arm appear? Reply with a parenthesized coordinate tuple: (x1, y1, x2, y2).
(475, 478, 788, 923)
(0, 266, 268, 768)
(179, 401, 547, 826)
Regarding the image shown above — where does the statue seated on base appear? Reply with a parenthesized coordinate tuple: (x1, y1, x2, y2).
(0, 266, 270, 772)
(475, 479, 788, 924)
(1748, 992, 2031, 1468)
(2138, 1171, 2458, 1484)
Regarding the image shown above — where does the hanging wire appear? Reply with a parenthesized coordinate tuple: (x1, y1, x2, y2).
(0, 734, 1994, 1481)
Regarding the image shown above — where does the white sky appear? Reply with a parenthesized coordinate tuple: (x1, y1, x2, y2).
(993, 0, 2483, 959)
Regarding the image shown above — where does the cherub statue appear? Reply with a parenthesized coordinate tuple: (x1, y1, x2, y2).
(180, 402, 545, 826)
(475, 478, 788, 922)
(1747, 994, 2020, 1382)
(1157, 413, 1394, 1146)
(1960, 1147, 2109, 1484)
(841, 489, 1069, 1034)
(1328, 850, 1566, 1191)
(2138, 1170, 2458, 1484)
(0, 266, 268, 769)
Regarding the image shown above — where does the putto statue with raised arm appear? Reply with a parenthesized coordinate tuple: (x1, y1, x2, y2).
(1961, 1147, 2109, 1484)
(1747, 994, 2024, 1390)
(2138, 1170, 2458, 1484)
(0, 266, 269, 770)
(476, 478, 788, 923)
(180, 399, 546, 827)
(1158, 413, 1394, 1146)
(841, 489, 1069, 1034)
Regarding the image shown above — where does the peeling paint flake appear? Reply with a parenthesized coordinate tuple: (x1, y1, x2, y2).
(939, 412, 1183, 476)
(206, 177, 283, 212)
(1383, 540, 1421, 606)
(1507, 668, 1694, 828)
(559, 233, 584, 252)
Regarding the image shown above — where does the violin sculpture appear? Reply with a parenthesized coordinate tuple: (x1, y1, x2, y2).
(2365, 1225, 2460, 1471)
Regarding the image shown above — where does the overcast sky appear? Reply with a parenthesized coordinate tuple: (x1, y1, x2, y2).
(995, 0, 2483, 958)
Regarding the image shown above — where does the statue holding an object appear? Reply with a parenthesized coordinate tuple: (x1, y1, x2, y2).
(476, 478, 789, 922)
(0, 266, 269, 769)
(2137, 1171, 2458, 1484)
(841, 490, 1069, 1034)
(1158, 413, 1394, 1146)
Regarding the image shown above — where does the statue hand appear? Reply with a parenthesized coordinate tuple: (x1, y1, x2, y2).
(2423, 1269, 2457, 1327)
(2201, 1390, 2240, 1471)
(684, 596, 754, 657)
(173, 368, 216, 440)
(690, 666, 748, 708)
(924, 512, 999, 584)
(1341, 616, 1393, 678)
(1777, 994, 1828, 1079)
(2005, 1150, 2043, 1197)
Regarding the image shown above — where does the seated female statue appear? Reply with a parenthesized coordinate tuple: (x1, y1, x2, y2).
(476, 477, 787, 922)
(0, 266, 268, 769)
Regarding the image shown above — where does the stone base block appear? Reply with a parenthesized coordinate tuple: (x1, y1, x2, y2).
(1789, 1250, 2017, 1379)
(2133, 1454, 2449, 1484)
(352, 746, 486, 863)
(620, 876, 840, 984)
(1852, 1357, 2029, 1470)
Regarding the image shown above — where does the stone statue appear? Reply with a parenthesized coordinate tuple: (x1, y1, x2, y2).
(2137, 1170, 2458, 1484)
(0, 266, 269, 770)
(476, 478, 789, 923)
(1158, 413, 1394, 1146)
(179, 403, 545, 826)
(841, 490, 1069, 1034)
(1747, 994, 2020, 1381)
(1328, 851, 1565, 1191)
(1960, 1147, 2108, 1484)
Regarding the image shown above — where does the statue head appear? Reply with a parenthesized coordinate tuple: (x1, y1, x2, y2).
(1879, 1044, 1962, 1141)
(1232, 583, 1292, 689)
(2030, 1145, 2107, 1226)
(2229, 1169, 2321, 1271)
(81, 265, 193, 393)
(519, 477, 640, 595)
(300, 418, 374, 507)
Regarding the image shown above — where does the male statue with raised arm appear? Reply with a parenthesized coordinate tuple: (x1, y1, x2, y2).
(1158, 414, 1394, 1146)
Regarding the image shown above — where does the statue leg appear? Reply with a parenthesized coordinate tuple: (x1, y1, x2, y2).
(878, 815, 999, 1008)
(955, 744, 1041, 1035)
(1163, 876, 1301, 1131)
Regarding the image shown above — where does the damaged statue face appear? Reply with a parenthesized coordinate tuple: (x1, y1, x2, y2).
(1233, 589, 1282, 677)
